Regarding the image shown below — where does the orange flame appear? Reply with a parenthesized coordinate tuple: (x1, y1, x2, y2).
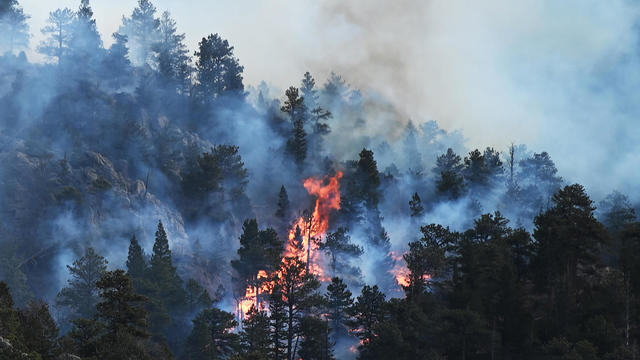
(237, 172, 344, 319)
(286, 171, 344, 280)
(390, 251, 431, 288)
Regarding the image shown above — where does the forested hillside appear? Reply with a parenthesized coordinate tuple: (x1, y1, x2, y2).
(1, 1, 639, 359)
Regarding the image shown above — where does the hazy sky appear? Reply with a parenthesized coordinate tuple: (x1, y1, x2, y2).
(18, 0, 640, 198)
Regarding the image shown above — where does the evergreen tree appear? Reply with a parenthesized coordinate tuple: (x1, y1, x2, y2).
(154, 11, 191, 91)
(433, 148, 465, 199)
(355, 148, 381, 207)
(102, 32, 132, 88)
(185, 278, 213, 314)
(268, 285, 288, 360)
(231, 219, 283, 307)
(240, 305, 271, 359)
(532, 184, 608, 336)
(349, 285, 386, 345)
(56, 247, 108, 321)
(149, 220, 186, 313)
(38, 8, 75, 62)
(184, 308, 240, 360)
(404, 224, 453, 298)
(298, 316, 334, 360)
(409, 192, 424, 217)
(69, 0, 102, 60)
(194, 33, 244, 102)
(325, 277, 353, 337)
(282, 86, 307, 168)
(126, 235, 147, 280)
(300, 71, 318, 111)
(275, 185, 290, 220)
(119, 0, 160, 66)
(0, 282, 22, 351)
(95, 270, 150, 359)
(318, 228, 363, 275)
(268, 257, 323, 360)
(19, 300, 60, 359)
(0, 0, 29, 54)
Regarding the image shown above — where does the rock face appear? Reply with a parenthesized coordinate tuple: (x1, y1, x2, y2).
(0, 146, 192, 300)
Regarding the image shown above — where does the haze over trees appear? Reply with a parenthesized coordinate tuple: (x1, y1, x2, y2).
(0, 0, 638, 359)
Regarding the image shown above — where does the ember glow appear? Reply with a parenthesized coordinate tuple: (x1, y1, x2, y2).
(390, 251, 430, 288)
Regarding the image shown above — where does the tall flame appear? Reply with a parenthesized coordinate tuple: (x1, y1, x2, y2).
(237, 171, 344, 318)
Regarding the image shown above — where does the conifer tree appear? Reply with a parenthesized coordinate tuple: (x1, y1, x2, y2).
(325, 277, 354, 337)
(154, 11, 191, 91)
(241, 305, 271, 359)
(184, 308, 240, 360)
(149, 220, 185, 312)
(0, 0, 29, 54)
(409, 192, 424, 217)
(185, 278, 213, 314)
(194, 33, 244, 102)
(19, 300, 60, 359)
(119, 0, 160, 66)
(268, 257, 323, 360)
(299, 316, 334, 360)
(126, 235, 147, 280)
(275, 185, 290, 220)
(433, 148, 465, 199)
(318, 228, 363, 275)
(282, 87, 307, 169)
(95, 270, 150, 359)
(56, 247, 108, 321)
(355, 148, 381, 207)
(38, 8, 75, 62)
(349, 285, 386, 345)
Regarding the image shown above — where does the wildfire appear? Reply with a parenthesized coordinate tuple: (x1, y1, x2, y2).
(285, 171, 344, 280)
(237, 171, 344, 318)
(390, 251, 431, 288)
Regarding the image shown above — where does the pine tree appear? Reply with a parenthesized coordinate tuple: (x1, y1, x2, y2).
(268, 286, 288, 360)
(275, 185, 290, 220)
(0, 0, 29, 54)
(126, 235, 147, 280)
(102, 32, 132, 88)
(38, 8, 75, 62)
(404, 224, 453, 298)
(282, 87, 307, 169)
(409, 192, 424, 217)
(95, 270, 150, 359)
(349, 285, 386, 345)
(119, 0, 160, 66)
(318, 228, 363, 275)
(19, 300, 60, 359)
(268, 257, 323, 360)
(356, 148, 381, 207)
(56, 247, 108, 320)
(433, 148, 465, 199)
(70, 0, 102, 59)
(300, 72, 318, 111)
(149, 220, 186, 312)
(299, 316, 334, 360)
(184, 308, 240, 360)
(241, 305, 271, 359)
(231, 219, 283, 307)
(154, 11, 191, 91)
(325, 277, 353, 337)
(185, 278, 213, 314)
(194, 33, 244, 102)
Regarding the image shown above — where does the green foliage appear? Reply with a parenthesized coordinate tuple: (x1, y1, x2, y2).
(56, 247, 108, 320)
(318, 228, 362, 275)
(298, 316, 334, 360)
(325, 277, 353, 337)
(240, 305, 270, 359)
(194, 33, 244, 101)
(184, 308, 239, 360)
(433, 148, 465, 199)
